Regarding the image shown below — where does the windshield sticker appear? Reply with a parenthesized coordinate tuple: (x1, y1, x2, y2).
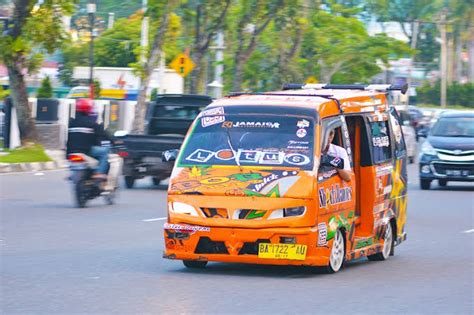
(215, 149, 235, 160)
(201, 107, 224, 116)
(287, 140, 310, 151)
(225, 121, 280, 128)
(259, 152, 284, 165)
(238, 150, 261, 163)
(284, 153, 310, 166)
(185, 149, 215, 163)
(372, 136, 389, 147)
(202, 115, 225, 127)
(296, 128, 307, 138)
(297, 119, 310, 128)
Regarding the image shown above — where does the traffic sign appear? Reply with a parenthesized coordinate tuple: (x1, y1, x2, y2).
(170, 53, 195, 77)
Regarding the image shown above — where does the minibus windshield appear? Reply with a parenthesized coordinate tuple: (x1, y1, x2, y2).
(179, 114, 315, 170)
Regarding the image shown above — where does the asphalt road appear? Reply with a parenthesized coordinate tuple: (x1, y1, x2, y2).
(1, 163, 473, 314)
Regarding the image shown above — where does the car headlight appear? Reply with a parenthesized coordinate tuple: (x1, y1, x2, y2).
(283, 206, 306, 217)
(421, 141, 437, 156)
(169, 202, 199, 216)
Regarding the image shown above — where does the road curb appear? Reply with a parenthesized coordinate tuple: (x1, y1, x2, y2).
(0, 150, 68, 173)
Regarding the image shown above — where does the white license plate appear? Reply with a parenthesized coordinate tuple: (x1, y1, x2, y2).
(143, 157, 162, 163)
(137, 166, 147, 173)
(446, 170, 462, 176)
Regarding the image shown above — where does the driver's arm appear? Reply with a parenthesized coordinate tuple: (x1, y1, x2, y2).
(337, 147, 352, 182)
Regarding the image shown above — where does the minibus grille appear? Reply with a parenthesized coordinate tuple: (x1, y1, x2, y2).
(195, 237, 229, 254)
(200, 207, 229, 219)
(238, 239, 271, 255)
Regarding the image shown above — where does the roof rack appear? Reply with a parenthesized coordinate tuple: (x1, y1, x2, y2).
(282, 83, 408, 95)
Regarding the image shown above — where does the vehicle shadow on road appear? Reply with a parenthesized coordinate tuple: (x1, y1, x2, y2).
(169, 257, 376, 279)
(429, 184, 474, 192)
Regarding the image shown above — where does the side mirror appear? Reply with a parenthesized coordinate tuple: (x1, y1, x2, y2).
(162, 149, 179, 162)
(114, 130, 128, 137)
(321, 155, 344, 170)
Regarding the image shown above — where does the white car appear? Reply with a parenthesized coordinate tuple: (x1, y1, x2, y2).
(396, 108, 417, 163)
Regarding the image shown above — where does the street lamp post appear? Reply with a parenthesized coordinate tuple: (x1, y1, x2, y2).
(87, 1, 96, 99)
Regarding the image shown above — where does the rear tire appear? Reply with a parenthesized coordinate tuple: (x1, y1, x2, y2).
(326, 229, 345, 273)
(439, 179, 447, 187)
(183, 260, 208, 269)
(420, 179, 431, 190)
(124, 176, 135, 189)
(75, 181, 88, 208)
(368, 223, 393, 261)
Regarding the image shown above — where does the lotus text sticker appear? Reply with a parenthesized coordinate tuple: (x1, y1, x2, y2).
(296, 128, 307, 138)
(238, 150, 261, 163)
(215, 149, 235, 160)
(185, 149, 215, 163)
(259, 152, 284, 165)
(297, 119, 310, 128)
(163, 223, 210, 235)
(318, 222, 328, 246)
(284, 153, 310, 166)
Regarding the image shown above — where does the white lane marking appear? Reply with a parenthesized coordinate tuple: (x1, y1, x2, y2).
(34, 172, 45, 176)
(462, 229, 474, 234)
(143, 217, 167, 222)
(0, 169, 66, 176)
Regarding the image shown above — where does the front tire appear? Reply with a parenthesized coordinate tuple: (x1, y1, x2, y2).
(183, 260, 208, 269)
(327, 229, 345, 273)
(124, 176, 135, 189)
(368, 223, 393, 261)
(420, 179, 431, 190)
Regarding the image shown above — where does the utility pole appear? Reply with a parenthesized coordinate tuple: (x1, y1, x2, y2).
(439, 10, 447, 108)
(87, 1, 96, 99)
(140, 0, 149, 96)
(107, 12, 114, 29)
(405, 20, 419, 109)
(208, 31, 225, 98)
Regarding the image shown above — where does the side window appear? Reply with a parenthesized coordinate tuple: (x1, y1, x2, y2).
(369, 120, 392, 164)
(389, 108, 407, 159)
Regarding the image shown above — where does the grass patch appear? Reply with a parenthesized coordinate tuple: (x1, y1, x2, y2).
(0, 143, 52, 163)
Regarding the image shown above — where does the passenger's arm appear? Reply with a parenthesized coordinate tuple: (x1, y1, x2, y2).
(337, 169, 352, 182)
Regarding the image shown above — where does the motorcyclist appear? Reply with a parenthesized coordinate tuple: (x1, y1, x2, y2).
(66, 98, 111, 180)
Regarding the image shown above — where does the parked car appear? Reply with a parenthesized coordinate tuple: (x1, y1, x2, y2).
(418, 111, 474, 190)
(114, 94, 213, 188)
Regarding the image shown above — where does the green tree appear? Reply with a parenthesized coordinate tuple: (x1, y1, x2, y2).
(37, 76, 53, 98)
(0, 0, 76, 140)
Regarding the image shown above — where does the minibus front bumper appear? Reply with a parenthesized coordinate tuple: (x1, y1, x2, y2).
(163, 225, 331, 266)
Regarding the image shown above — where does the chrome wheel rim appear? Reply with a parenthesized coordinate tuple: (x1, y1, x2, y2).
(330, 230, 344, 272)
(382, 224, 393, 259)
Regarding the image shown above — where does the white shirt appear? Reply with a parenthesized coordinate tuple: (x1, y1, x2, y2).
(327, 144, 351, 171)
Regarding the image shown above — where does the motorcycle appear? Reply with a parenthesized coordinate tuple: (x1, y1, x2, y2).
(67, 149, 122, 208)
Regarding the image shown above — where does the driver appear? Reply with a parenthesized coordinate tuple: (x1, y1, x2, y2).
(322, 129, 351, 182)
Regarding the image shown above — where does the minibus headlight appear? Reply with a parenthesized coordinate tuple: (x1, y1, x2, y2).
(283, 206, 306, 217)
(169, 202, 199, 216)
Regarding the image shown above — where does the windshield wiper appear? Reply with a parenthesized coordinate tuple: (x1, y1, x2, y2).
(223, 125, 243, 172)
